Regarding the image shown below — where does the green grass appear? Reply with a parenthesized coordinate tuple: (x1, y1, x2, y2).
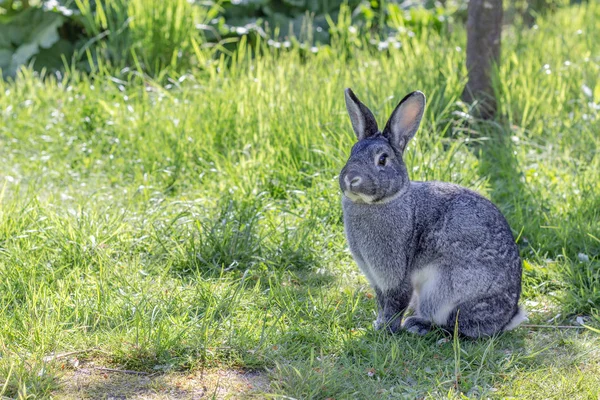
(1, 2, 599, 398)
(73, 0, 219, 78)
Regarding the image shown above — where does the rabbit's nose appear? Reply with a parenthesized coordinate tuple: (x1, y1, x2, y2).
(350, 177, 362, 186)
(344, 174, 362, 188)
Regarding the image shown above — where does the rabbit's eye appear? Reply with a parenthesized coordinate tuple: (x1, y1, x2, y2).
(378, 154, 388, 166)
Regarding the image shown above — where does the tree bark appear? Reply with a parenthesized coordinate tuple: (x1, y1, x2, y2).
(462, 0, 503, 119)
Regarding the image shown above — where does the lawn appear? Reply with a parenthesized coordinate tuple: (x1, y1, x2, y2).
(1, 2, 599, 399)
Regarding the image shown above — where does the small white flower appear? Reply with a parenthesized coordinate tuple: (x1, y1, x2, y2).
(578, 253, 590, 262)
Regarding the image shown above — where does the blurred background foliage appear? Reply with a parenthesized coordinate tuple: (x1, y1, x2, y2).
(0, 0, 572, 79)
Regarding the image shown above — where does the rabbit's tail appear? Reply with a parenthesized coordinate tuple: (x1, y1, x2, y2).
(503, 305, 528, 331)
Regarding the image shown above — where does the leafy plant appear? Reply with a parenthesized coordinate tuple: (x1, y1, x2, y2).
(217, 0, 363, 42)
(0, 4, 72, 78)
(1, 0, 468, 79)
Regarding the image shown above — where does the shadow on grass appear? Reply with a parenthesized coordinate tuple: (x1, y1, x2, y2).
(474, 122, 542, 254)
(474, 121, 600, 317)
(271, 318, 600, 399)
(472, 122, 562, 304)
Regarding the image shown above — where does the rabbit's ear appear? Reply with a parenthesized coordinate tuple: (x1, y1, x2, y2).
(382, 91, 426, 152)
(345, 88, 379, 140)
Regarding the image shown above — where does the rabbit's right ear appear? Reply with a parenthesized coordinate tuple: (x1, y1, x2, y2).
(382, 91, 426, 153)
(345, 88, 379, 140)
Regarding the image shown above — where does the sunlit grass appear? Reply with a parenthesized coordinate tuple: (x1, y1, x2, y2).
(0, 2, 599, 398)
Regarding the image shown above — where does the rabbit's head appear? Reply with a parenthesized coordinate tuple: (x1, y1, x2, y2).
(339, 89, 426, 204)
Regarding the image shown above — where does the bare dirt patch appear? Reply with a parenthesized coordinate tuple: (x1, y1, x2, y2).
(55, 362, 270, 399)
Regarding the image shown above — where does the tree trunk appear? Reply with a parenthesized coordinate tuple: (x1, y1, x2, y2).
(462, 0, 503, 119)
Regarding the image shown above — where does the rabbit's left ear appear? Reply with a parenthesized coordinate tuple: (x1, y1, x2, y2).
(382, 91, 426, 153)
(345, 88, 379, 140)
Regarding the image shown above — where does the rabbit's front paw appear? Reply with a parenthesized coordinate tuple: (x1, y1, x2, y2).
(373, 316, 384, 330)
(374, 315, 403, 333)
(402, 316, 432, 335)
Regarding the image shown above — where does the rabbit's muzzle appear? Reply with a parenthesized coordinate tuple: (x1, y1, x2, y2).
(340, 168, 376, 203)
(340, 169, 364, 192)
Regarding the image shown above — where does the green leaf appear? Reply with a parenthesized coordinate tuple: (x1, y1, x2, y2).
(0, 6, 65, 77)
(33, 14, 64, 49)
(583, 324, 600, 334)
(0, 48, 12, 70)
(11, 42, 38, 68)
(33, 38, 74, 71)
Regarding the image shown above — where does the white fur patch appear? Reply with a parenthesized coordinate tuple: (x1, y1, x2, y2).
(503, 306, 528, 331)
(410, 265, 455, 324)
(343, 191, 376, 204)
(411, 265, 439, 295)
(343, 189, 404, 205)
(432, 302, 456, 325)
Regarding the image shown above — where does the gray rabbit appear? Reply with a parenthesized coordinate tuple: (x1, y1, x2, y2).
(340, 89, 526, 338)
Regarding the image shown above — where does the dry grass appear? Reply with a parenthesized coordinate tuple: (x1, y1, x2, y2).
(56, 362, 269, 399)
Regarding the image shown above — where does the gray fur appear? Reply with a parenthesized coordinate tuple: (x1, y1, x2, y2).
(340, 89, 525, 338)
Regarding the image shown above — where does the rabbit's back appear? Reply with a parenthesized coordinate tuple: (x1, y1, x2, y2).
(415, 182, 522, 298)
